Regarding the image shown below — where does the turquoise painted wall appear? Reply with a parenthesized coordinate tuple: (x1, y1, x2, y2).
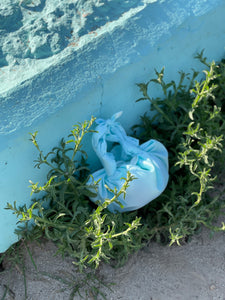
(1, 0, 225, 252)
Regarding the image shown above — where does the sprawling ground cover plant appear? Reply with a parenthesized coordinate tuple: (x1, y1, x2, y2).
(133, 51, 225, 244)
(6, 118, 142, 271)
(6, 52, 225, 273)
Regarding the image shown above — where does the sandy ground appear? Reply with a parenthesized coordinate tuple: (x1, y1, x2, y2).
(1, 224, 225, 300)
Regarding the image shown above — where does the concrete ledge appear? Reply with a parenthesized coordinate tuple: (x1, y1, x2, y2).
(1, 0, 225, 252)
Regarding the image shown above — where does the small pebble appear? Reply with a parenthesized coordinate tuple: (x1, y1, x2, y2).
(209, 284, 216, 291)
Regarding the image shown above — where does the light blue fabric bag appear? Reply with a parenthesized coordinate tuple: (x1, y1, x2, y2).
(88, 112, 169, 213)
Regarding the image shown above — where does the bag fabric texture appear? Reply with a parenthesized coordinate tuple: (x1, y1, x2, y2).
(87, 112, 169, 213)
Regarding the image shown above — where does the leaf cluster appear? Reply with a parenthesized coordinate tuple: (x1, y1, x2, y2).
(134, 50, 225, 244)
(6, 117, 143, 271)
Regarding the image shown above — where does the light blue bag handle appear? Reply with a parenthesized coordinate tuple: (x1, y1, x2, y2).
(92, 112, 145, 177)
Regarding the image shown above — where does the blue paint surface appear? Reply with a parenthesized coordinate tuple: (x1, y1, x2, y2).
(0, 0, 225, 252)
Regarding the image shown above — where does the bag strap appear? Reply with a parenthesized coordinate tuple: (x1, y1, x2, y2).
(92, 112, 141, 176)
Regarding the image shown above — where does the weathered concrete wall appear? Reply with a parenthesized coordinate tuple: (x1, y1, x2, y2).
(1, 0, 225, 252)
